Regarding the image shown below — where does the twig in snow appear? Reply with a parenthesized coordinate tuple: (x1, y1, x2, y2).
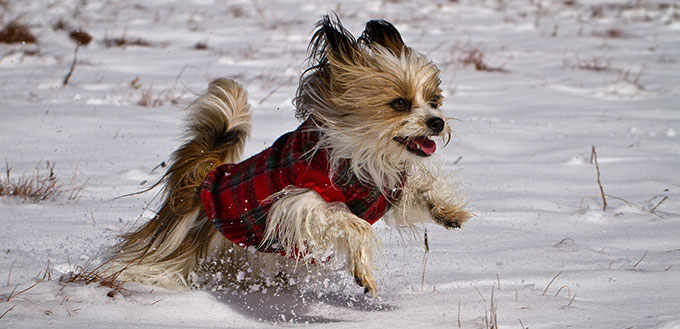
(496, 274, 501, 290)
(519, 318, 527, 329)
(65, 308, 81, 317)
(172, 64, 197, 90)
(6, 263, 50, 302)
(473, 285, 486, 301)
(554, 285, 571, 298)
(650, 195, 668, 216)
(633, 250, 648, 268)
(6, 260, 15, 287)
(567, 293, 577, 307)
(542, 271, 562, 295)
(424, 228, 430, 253)
(46, 260, 52, 281)
(457, 301, 461, 328)
(485, 287, 498, 329)
(258, 85, 281, 105)
(579, 195, 599, 212)
(0, 305, 16, 320)
(63, 45, 80, 86)
(420, 229, 430, 291)
(591, 146, 607, 211)
(604, 194, 633, 208)
(62, 30, 91, 86)
(555, 237, 575, 247)
(90, 209, 96, 227)
(4, 285, 17, 302)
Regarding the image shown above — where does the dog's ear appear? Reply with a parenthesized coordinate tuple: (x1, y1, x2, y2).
(308, 14, 360, 66)
(359, 19, 408, 56)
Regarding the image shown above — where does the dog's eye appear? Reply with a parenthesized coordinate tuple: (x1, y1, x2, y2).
(390, 98, 411, 112)
(429, 97, 441, 109)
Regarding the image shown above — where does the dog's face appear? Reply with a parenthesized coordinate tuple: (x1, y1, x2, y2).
(296, 16, 449, 188)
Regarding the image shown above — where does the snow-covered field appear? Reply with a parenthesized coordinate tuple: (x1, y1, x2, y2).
(1, 0, 679, 328)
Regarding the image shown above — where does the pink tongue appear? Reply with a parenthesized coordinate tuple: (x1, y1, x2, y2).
(410, 137, 437, 155)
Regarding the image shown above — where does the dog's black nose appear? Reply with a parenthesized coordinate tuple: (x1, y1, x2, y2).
(426, 117, 445, 134)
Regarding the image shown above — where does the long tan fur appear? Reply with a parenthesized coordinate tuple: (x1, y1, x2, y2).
(107, 78, 252, 288)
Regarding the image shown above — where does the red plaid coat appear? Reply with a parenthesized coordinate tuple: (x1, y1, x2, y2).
(200, 120, 404, 253)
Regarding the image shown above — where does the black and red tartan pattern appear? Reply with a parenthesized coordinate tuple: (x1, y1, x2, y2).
(200, 120, 404, 253)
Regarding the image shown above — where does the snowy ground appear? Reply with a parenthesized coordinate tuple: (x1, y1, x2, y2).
(1, 0, 679, 328)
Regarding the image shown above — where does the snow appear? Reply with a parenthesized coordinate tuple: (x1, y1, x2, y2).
(1, 0, 679, 328)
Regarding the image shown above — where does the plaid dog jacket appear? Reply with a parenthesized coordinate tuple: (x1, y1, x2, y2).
(200, 120, 404, 253)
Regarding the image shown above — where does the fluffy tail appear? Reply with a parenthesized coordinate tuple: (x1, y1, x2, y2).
(107, 79, 251, 288)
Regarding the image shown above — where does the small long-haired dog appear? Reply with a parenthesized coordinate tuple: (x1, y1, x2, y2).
(108, 15, 470, 297)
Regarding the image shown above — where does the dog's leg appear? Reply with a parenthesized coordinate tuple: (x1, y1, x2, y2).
(392, 167, 471, 231)
(421, 190, 471, 229)
(263, 188, 380, 296)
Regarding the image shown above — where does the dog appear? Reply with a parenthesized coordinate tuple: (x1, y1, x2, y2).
(107, 15, 470, 297)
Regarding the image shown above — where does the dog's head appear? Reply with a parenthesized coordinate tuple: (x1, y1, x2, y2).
(295, 15, 449, 189)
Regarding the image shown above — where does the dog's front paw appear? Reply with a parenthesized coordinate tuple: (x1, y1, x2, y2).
(429, 204, 471, 230)
(353, 270, 378, 298)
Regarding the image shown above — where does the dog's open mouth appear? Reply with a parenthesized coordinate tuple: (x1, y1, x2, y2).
(393, 136, 437, 157)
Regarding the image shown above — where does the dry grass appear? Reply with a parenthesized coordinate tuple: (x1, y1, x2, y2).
(554, 285, 571, 298)
(542, 271, 562, 295)
(59, 262, 129, 298)
(0, 20, 36, 44)
(563, 56, 612, 72)
(69, 30, 92, 46)
(484, 287, 499, 329)
(53, 18, 69, 31)
(104, 34, 152, 48)
(592, 28, 628, 38)
(227, 6, 246, 18)
(137, 85, 184, 107)
(3, 262, 52, 303)
(194, 41, 208, 50)
(457, 45, 509, 73)
(632, 250, 648, 268)
(617, 68, 645, 90)
(0, 161, 86, 202)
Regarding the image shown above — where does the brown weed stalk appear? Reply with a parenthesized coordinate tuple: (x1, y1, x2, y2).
(59, 259, 129, 298)
(0, 20, 36, 44)
(590, 146, 607, 211)
(0, 161, 86, 202)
